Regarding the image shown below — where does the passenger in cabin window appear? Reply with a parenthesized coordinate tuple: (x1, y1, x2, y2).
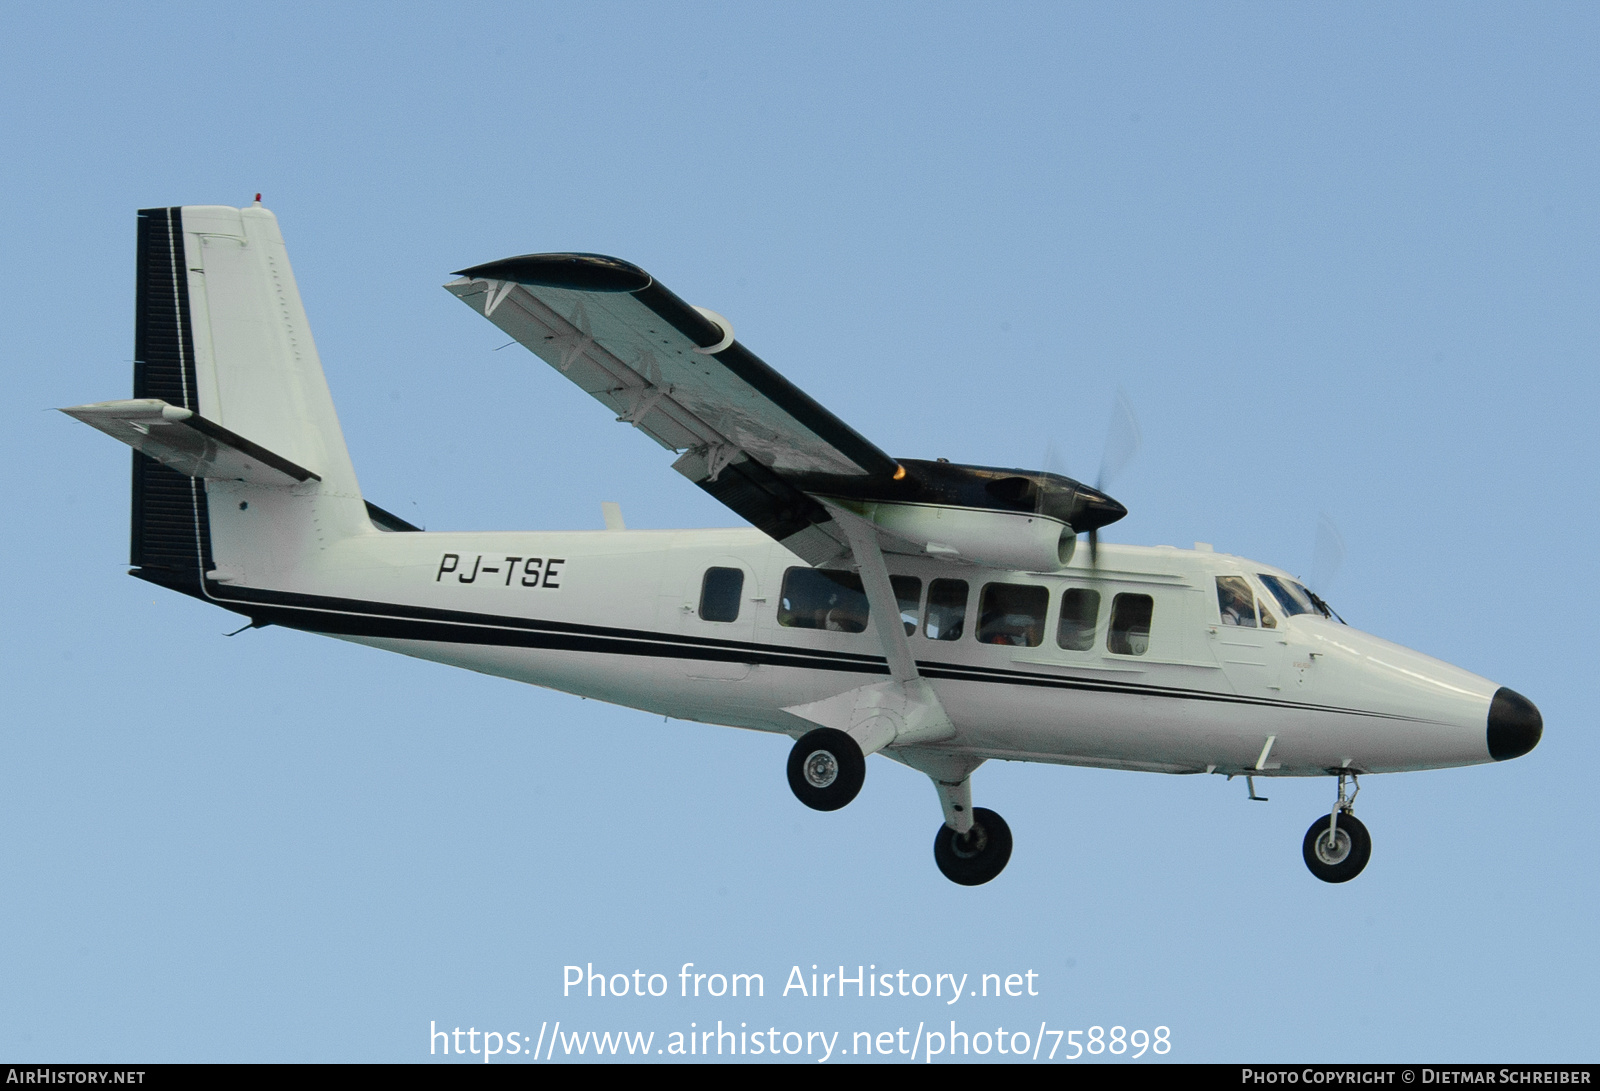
(1107, 592, 1154, 655)
(778, 568, 870, 633)
(924, 579, 968, 641)
(825, 605, 865, 632)
(976, 583, 1047, 648)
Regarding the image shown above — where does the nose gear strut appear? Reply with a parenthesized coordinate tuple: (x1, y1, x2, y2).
(1302, 770, 1372, 883)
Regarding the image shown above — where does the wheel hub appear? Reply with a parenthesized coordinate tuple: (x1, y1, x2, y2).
(1315, 828, 1352, 865)
(950, 822, 989, 859)
(803, 749, 838, 789)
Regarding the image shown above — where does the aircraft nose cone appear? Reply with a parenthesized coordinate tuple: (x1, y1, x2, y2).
(1487, 687, 1542, 761)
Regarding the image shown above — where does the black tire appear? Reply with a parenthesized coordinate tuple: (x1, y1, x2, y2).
(1302, 812, 1372, 883)
(933, 807, 1013, 886)
(786, 728, 865, 812)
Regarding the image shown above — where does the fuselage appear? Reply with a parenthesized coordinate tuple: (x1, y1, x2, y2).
(210, 524, 1515, 778)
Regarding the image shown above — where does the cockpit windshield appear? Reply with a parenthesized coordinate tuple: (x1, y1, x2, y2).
(1258, 574, 1333, 620)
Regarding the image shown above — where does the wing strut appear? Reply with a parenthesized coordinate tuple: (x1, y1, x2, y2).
(833, 504, 991, 834)
(831, 505, 917, 683)
(781, 504, 965, 826)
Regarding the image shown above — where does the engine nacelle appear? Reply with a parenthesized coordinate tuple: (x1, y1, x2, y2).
(854, 501, 1076, 572)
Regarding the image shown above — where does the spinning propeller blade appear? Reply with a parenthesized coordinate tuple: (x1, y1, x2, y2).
(1096, 388, 1143, 495)
(1037, 390, 1139, 573)
(1311, 511, 1346, 594)
(1087, 390, 1141, 571)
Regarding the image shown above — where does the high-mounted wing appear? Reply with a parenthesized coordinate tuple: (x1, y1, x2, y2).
(445, 254, 898, 563)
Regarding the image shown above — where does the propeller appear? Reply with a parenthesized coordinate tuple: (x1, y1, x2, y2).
(1042, 389, 1141, 569)
(1310, 511, 1345, 594)
(1306, 512, 1347, 623)
(1088, 389, 1142, 565)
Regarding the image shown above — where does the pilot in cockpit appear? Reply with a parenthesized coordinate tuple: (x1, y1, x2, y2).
(1216, 575, 1256, 627)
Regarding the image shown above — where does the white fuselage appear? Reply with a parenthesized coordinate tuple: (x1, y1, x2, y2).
(213, 522, 1502, 779)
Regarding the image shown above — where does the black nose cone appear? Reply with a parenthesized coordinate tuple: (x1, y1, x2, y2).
(1487, 687, 1542, 761)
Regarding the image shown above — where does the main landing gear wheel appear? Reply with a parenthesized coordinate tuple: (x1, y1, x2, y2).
(1302, 812, 1371, 883)
(933, 807, 1013, 886)
(787, 728, 865, 811)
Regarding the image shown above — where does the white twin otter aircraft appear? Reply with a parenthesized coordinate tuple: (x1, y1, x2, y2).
(65, 203, 1541, 886)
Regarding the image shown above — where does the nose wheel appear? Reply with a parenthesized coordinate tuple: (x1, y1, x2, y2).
(1302, 771, 1371, 883)
(786, 728, 865, 811)
(933, 807, 1013, 886)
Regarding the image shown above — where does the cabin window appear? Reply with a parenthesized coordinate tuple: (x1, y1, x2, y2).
(977, 583, 1048, 647)
(699, 567, 744, 622)
(1108, 593, 1154, 655)
(1216, 576, 1257, 627)
(778, 568, 869, 633)
(1056, 587, 1101, 651)
(924, 579, 968, 641)
(892, 576, 922, 637)
(1259, 601, 1278, 629)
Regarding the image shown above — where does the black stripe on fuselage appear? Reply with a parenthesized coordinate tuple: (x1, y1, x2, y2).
(205, 583, 1425, 722)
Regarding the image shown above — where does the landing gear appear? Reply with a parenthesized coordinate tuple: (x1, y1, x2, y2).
(786, 728, 865, 811)
(1302, 772, 1371, 883)
(933, 807, 1013, 886)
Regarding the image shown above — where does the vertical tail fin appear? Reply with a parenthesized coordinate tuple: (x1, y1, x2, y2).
(126, 204, 366, 596)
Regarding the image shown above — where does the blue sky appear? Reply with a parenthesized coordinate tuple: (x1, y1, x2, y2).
(3, 2, 1596, 1062)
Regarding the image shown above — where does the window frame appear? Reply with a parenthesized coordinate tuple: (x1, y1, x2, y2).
(1055, 585, 1102, 652)
(1106, 591, 1155, 656)
(923, 578, 970, 642)
(1258, 573, 1319, 619)
(975, 581, 1050, 648)
(890, 575, 923, 637)
(1215, 574, 1258, 629)
(776, 567, 870, 634)
(698, 566, 746, 623)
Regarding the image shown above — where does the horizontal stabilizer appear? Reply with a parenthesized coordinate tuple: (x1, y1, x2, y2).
(61, 399, 320, 486)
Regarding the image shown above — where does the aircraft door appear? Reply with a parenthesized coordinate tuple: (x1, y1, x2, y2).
(670, 555, 759, 680)
(1209, 575, 1288, 696)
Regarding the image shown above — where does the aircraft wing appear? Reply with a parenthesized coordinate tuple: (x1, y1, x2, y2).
(445, 254, 898, 563)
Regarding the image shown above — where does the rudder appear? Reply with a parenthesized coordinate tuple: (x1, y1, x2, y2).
(130, 206, 215, 594)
